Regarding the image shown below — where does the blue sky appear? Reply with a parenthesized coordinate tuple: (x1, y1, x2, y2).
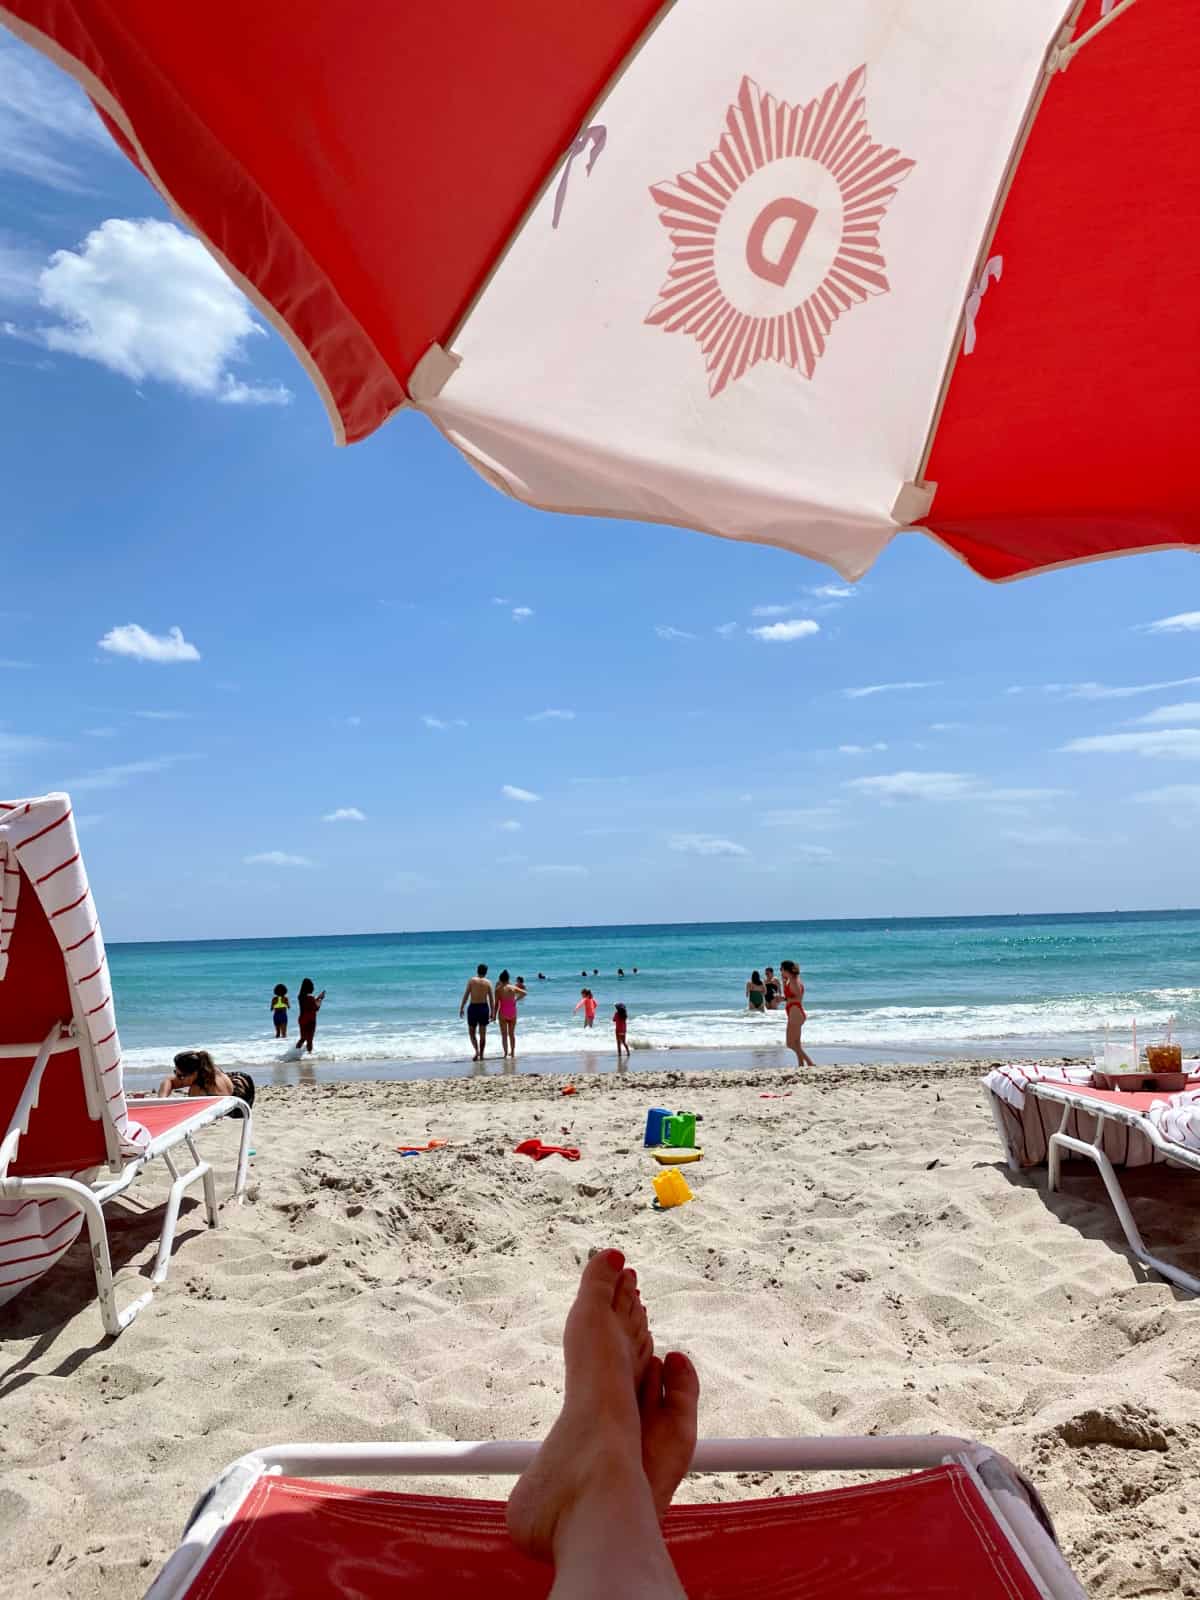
(1, 30, 1197, 941)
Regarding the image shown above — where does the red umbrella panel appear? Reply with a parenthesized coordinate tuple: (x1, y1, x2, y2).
(2, 0, 1196, 581)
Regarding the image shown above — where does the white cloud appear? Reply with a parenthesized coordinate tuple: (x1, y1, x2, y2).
(843, 680, 940, 699)
(322, 807, 366, 823)
(809, 583, 855, 599)
(28, 219, 291, 404)
(511, 606, 534, 622)
(668, 833, 749, 857)
(245, 851, 313, 868)
(502, 784, 541, 803)
(1043, 676, 1200, 701)
(498, 819, 522, 832)
(846, 770, 1068, 806)
(930, 722, 966, 733)
(0, 656, 32, 668)
(83, 726, 116, 738)
(63, 755, 194, 792)
(1132, 702, 1200, 727)
(1142, 612, 1200, 635)
(0, 33, 110, 191)
(0, 731, 50, 757)
(714, 622, 738, 637)
(492, 596, 510, 606)
(533, 863, 588, 876)
(1001, 825, 1091, 847)
(1060, 729, 1200, 760)
(422, 714, 467, 730)
(655, 625, 696, 641)
(838, 742, 888, 755)
(1133, 785, 1200, 812)
(751, 603, 794, 618)
(135, 709, 188, 721)
(847, 770, 973, 801)
(527, 708, 575, 722)
(98, 623, 200, 663)
(346, 715, 362, 728)
(761, 806, 841, 828)
(750, 618, 820, 644)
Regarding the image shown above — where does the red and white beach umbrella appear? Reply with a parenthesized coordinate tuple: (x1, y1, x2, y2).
(4, 0, 1196, 581)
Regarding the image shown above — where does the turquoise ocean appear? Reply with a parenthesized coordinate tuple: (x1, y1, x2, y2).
(108, 911, 1200, 1082)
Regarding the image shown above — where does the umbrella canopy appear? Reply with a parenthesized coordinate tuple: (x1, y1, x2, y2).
(3, 0, 1196, 581)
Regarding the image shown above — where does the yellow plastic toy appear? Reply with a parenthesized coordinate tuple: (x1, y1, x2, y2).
(653, 1168, 694, 1208)
(652, 1147, 703, 1166)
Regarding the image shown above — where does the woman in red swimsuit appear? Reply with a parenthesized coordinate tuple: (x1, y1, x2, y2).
(780, 959, 815, 1068)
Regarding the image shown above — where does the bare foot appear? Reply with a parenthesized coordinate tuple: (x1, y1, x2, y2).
(508, 1250, 653, 1560)
(639, 1351, 700, 1517)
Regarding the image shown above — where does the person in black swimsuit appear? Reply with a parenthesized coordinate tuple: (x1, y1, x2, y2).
(763, 967, 781, 1010)
(159, 1049, 256, 1106)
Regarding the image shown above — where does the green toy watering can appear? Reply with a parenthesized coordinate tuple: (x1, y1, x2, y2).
(661, 1112, 697, 1148)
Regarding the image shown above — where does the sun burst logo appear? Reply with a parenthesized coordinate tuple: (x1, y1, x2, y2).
(646, 68, 915, 396)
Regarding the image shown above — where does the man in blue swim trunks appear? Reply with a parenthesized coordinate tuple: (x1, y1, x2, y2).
(459, 963, 495, 1062)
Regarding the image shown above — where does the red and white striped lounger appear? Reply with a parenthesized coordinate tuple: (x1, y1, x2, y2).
(983, 1063, 1200, 1296)
(0, 793, 252, 1335)
(143, 1434, 1086, 1600)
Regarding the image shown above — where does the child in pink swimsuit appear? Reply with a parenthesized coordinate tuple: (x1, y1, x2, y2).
(574, 988, 598, 1028)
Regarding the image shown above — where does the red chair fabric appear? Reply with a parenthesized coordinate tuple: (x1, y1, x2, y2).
(0, 869, 105, 1177)
(134, 1100, 231, 1142)
(179, 1465, 1044, 1598)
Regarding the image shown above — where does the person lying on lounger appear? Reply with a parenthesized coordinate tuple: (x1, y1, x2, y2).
(157, 1049, 256, 1107)
(507, 1249, 699, 1599)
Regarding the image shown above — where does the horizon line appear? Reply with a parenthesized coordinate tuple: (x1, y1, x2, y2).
(106, 905, 1200, 949)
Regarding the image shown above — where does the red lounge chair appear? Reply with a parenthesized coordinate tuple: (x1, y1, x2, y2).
(143, 1435, 1086, 1599)
(0, 794, 252, 1335)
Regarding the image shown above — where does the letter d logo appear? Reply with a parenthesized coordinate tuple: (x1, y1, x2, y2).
(745, 198, 818, 288)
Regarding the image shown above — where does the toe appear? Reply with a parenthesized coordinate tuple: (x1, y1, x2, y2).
(635, 1330, 655, 1378)
(614, 1267, 638, 1319)
(661, 1351, 700, 1425)
(580, 1249, 625, 1303)
(639, 1355, 664, 1417)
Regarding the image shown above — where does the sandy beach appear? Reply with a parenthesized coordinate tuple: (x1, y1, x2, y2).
(5, 1059, 1200, 1599)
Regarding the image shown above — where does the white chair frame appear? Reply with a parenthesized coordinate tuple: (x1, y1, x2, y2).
(1, 1019, 252, 1335)
(1034, 1082, 1200, 1296)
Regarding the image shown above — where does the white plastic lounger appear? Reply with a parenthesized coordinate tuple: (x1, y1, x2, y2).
(144, 1434, 1087, 1600)
(984, 1063, 1200, 1296)
(0, 793, 252, 1334)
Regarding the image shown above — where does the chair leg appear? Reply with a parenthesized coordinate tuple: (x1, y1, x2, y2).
(1049, 1127, 1200, 1296)
(231, 1105, 253, 1201)
(152, 1148, 214, 1284)
(187, 1134, 219, 1227)
(77, 1186, 152, 1336)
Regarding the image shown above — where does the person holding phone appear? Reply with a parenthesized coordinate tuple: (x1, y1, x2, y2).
(296, 976, 325, 1054)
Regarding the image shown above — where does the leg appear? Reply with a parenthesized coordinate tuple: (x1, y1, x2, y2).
(508, 1252, 696, 1599)
(467, 1021, 479, 1061)
(478, 1020, 488, 1059)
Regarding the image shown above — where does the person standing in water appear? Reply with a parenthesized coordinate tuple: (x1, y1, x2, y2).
(780, 959, 816, 1067)
(296, 978, 325, 1054)
(763, 967, 781, 1010)
(270, 983, 290, 1038)
(613, 1002, 630, 1062)
(460, 963, 495, 1062)
(745, 970, 766, 1011)
(574, 988, 598, 1028)
(495, 970, 527, 1060)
